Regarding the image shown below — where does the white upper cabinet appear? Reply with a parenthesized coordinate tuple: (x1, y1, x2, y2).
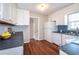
(0, 3, 17, 24)
(16, 9, 30, 25)
(9, 4, 17, 24)
(0, 3, 10, 20)
(0, 4, 1, 18)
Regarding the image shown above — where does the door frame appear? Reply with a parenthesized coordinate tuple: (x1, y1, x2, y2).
(30, 16, 40, 40)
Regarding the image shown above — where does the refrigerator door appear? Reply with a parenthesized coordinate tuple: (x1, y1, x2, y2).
(44, 29, 53, 43)
(44, 21, 57, 43)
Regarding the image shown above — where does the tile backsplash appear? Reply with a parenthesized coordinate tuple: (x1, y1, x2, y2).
(12, 25, 28, 32)
(0, 24, 12, 34)
(0, 24, 28, 33)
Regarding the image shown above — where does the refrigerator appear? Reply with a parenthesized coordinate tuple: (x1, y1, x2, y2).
(44, 21, 57, 43)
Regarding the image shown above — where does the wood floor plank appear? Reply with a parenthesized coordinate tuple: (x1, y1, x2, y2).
(40, 40, 59, 54)
(24, 39, 59, 55)
(38, 41, 58, 55)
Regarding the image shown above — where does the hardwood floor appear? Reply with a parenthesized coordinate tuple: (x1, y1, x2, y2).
(24, 39, 59, 55)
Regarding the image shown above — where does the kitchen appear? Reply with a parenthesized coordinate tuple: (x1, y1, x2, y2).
(0, 3, 79, 55)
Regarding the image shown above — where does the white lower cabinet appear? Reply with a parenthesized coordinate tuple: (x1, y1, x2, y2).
(52, 33, 75, 46)
(61, 34, 75, 45)
(0, 46, 23, 55)
(52, 33, 61, 46)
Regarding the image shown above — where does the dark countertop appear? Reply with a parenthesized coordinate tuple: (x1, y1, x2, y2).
(53, 31, 78, 36)
(0, 32, 23, 50)
(61, 43, 79, 55)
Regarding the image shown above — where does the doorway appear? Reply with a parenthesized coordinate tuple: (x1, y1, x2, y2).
(30, 17, 40, 40)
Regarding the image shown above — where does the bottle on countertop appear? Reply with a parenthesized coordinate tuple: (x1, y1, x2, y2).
(8, 27, 16, 35)
(8, 27, 13, 34)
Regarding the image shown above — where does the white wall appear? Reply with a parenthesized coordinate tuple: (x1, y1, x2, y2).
(30, 12, 48, 40)
(48, 4, 79, 25)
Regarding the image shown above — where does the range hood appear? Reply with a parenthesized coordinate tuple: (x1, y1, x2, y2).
(0, 19, 15, 26)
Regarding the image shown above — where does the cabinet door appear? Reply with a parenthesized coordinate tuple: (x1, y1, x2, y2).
(0, 3, 1, 19)
(16, 9, 30, 25)
(23, 10, 30, 25)
(9, 4, 16, 24)
(2, 3, 10, 20)
(12, 4, 17, 24)
(16, 9, 24, 25)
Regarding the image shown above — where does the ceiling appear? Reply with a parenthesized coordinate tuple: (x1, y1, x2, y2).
(17, 3, 72, 16)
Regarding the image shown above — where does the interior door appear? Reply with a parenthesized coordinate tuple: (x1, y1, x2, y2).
(33, 18, 39, 39)
(30, 18, 39, 40)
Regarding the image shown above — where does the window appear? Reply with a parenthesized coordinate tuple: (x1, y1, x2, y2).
(68, 12, 79, 30)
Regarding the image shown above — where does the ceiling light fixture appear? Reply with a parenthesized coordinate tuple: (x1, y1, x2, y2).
(36, 4, 48, 11)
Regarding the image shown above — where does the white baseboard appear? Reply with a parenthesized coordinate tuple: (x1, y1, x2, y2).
(24, 41, 30, 43)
